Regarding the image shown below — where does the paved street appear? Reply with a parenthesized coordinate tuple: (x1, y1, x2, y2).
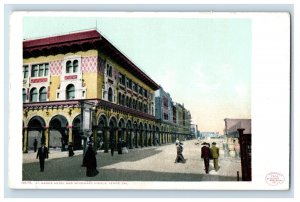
(23, 140, 241, 181)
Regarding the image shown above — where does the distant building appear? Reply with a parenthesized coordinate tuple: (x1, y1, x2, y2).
(224, 118, 251, 138)
(200, 131, 221, 139)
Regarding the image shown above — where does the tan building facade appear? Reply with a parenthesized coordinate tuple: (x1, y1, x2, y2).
(22, 30, 190, 153)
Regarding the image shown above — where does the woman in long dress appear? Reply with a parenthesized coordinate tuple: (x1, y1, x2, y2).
(83, 144, 99, 177)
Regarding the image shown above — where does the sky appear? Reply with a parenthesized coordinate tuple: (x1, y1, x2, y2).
(23, 15, 251, 134)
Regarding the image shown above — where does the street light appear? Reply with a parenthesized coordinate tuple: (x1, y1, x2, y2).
(80, 100, 94, 156)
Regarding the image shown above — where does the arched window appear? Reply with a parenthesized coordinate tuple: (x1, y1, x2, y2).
(66, 84, 75, 100)
(30, 88, 38, 102)
(66, 61, 72, 73)
(39, 87, 47, 102)
(22, 88, 26, 102)
(108, 88, 113, 102)
(73, 60, 78, 73)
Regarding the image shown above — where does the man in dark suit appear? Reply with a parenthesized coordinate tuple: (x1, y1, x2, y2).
(36, 143, 49, 172)
(201, 142, 210, 174)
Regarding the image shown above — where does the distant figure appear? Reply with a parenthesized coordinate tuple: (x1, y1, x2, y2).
(175, 138, 179, 145)
(201, 142, 211, 174)
(174, 142, 185, 163)
(210, 142, 220, 171)
(36, 143, 48, 172)
(111, 140, 115, 156)
(83, 143, 99, 177)
(117, 138, 122, 154)
(234, 142, 241, 158)
(68, 143, 74, 157)
(33, 139, 38, 152)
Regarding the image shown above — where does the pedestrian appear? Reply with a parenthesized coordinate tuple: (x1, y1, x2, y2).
(175, 138, 179, 145)
(83, 143, 99, 177)
(36, 143, 48, 172)
(117, 138, 122, 154)
(174, 142, 185, 163)
(234, 141, 240, 158)
(201, 142, 210, 174)
(68, 142, 74, 157)
(33, 138, 38, 152)
(111, 140, 115, 156)
(210, 142, 220, 171)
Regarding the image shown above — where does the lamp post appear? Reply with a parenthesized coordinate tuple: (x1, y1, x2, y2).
(80, 100, 94, 156)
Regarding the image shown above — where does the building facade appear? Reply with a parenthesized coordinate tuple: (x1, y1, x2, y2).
(22, 30, 191, 153)
(154, 88, 192, 141)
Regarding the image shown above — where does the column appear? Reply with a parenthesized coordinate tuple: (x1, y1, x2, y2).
(68, 126, 73, 144)
(23, 127, 28, 153)
(145, 130, 148, 147)
(92, 125, 97, 152)
(141, 130, 144, 147)
(44, 126, 49, 149)
(104, 127, 109, 153)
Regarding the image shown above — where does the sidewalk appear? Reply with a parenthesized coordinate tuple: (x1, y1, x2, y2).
(23, 140, 242, 181)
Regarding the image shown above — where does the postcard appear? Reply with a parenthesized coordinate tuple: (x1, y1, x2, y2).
(8, 11, 290, 190)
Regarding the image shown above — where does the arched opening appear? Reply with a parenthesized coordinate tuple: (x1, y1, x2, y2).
(49, 115, 68, 151)
(133, 122, 138, 148)
(97, 115, 107, 151)
(109, 117, 117, 150)
(73, 60, 78, 73)
(22, 88, 26, 102)
(72, 115, 82, 150)
(66, 84, 75, 100)
(39, 87, 47, 102)
(126, 120, 132, 149)
(30, 88, 38, 102)
(27, 116, 46, 151)
(66, 60, 72, 73)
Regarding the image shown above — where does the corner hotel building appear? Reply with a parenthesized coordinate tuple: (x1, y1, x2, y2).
(22, 30, 191, 153)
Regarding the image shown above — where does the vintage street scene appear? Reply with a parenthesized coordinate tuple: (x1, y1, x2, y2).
(22, 14, 251, 182)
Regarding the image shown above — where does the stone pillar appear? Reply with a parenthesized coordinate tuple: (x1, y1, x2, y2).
(104, 127, 109, 153)
(68, 126, 73, 144)
(44, 127, 49, 149)
(145, 130, 148, 147)
(23, 127, 28, 153)
(141, 130, 144, 147)
(92, 125, 98, 152)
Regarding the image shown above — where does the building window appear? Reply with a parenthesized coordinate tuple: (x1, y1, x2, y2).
(30, 88, 38, 102)
(31, 65, 38, 77)
(66, 61, 72, 73)
(106, 64, 112, 77)
(31, 63, 49, 77)
(22, 88, 26, 102)
(66, 84, 75, 100)
(73, 60, 78, 73)
(23, 66, 29, 79)
(118, 92, 121, 104)
(39, 87, 47, 102)
(108, 87, 113, 102)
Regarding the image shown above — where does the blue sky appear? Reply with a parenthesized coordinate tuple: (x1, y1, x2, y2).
(23, 15, 251, 134)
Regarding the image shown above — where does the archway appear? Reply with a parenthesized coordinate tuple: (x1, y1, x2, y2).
(109, 116, 117, 150)
(97, 114, 108, 151)
(27, 116, 46, 151)
(126, 120, 132, 148)
(72, 115, 82, 150)
(133, 121, 138, 148)
(49, 115, 68, 151)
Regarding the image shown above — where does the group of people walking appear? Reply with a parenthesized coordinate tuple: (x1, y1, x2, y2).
(201, 142, 220, 174)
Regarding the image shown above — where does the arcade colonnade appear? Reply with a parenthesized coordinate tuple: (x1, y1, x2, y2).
(22, 100, 189, 153)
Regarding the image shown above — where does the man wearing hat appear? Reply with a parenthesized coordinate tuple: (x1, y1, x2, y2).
(201, 142, 210, 174)
(210, 142, 220, 171)
(36, 143, 48, 172)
